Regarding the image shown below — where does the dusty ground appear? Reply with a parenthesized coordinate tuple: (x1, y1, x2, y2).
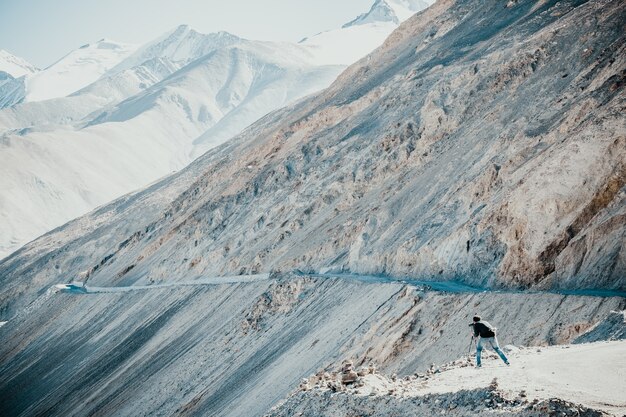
(268, 341, 626, 416)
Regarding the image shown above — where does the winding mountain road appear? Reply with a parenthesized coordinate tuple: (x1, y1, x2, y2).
(53, 272, 626, 298)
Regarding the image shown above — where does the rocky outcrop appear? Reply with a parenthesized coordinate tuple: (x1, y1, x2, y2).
(1, 0, 624, 315)
(574, 310, 626, 343)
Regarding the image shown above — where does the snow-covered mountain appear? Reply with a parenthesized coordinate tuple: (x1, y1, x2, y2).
(0, 40, 137, 108)
(0, 50, 38, 78)
(342, 0, 432, 27)
(110, 25, 240, 73)
(300, 0, 433, 65)
(0, 37, 341, 259)
(25, 39, 138, 102)
(0, 50, 38, 109)
(0, 0, 419, 259)
(299, 22, 397, 66)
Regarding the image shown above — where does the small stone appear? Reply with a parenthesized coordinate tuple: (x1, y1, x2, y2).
(341, 370, 358, 384)
(489, 378, 498, 390)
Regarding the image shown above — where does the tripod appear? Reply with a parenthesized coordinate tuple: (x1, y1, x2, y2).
(468, 335, 476, 354)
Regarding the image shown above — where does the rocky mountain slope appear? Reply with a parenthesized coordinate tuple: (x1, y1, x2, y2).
(0, 273, 623, 417)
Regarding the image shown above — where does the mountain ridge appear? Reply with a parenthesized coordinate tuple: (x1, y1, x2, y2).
(343, 0, 432, 28)
(1, 0, 623, 321)
(0, 2, 402, 258)
(0, 49, 38, 78)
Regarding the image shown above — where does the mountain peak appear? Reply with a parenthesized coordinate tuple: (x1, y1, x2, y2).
(171, 24, 193, 36)
(343, 0, 432, 28)
(0, 49, 38, 78)
(96, 38, 134, 50)
(109, 25, 243, 73)
(77, 38, 135, 51)
(343, 0, 398, 28)
(166, 25, 240, 41)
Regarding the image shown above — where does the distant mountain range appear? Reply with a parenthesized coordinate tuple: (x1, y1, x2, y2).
(0, 0, 432, 259)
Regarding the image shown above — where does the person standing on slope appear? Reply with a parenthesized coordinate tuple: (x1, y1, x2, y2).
(470, 315, 510, 368)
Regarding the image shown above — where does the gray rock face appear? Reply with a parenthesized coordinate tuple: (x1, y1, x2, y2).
(574, 310, 626, 343)
(0, 275, 622, 417)
(0, 0, 624, 315)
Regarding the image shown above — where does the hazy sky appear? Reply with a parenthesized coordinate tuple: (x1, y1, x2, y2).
(0, 0, 373, 68)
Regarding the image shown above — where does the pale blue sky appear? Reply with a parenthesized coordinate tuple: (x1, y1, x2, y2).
(0, 0, 373, 68)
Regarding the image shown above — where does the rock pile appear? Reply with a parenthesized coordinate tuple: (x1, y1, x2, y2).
(299, 361, 378, 394)
(272, 375, 608, 417)
(340, 360, 358, 384)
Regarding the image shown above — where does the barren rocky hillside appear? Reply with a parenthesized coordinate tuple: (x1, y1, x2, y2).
(0, 1, 625, 416)
(1, 0, 624, 319)
(0, 274, 623, 417)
